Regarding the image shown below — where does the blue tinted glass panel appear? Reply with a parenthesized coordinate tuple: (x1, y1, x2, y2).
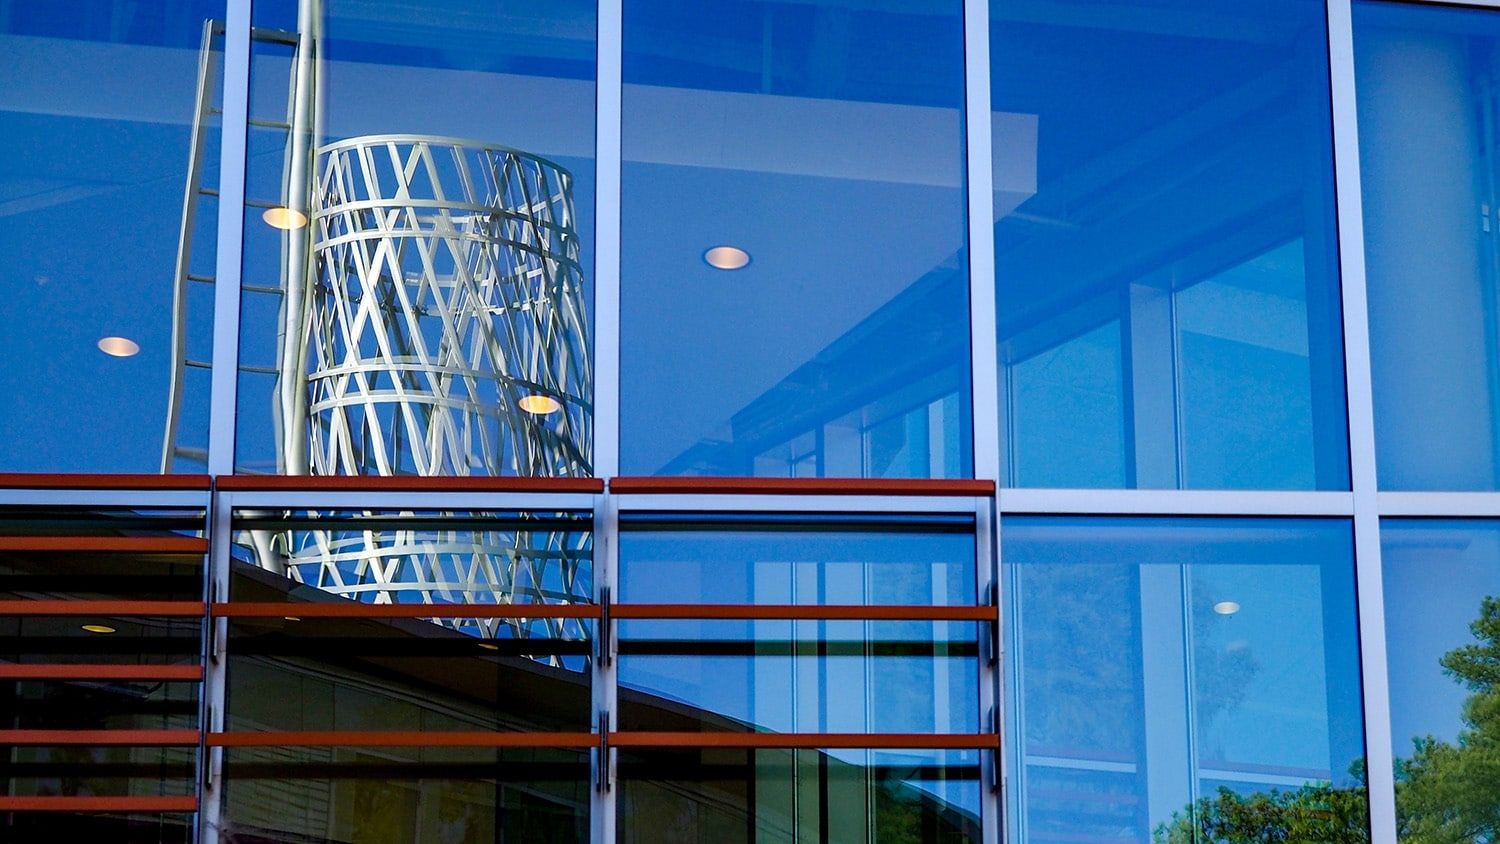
(1354, 1, 1500, 490)
(0, 1, 224, 473)
(618, 619, 979, 735)
(1003, 517, 1366, 842)
(236, 0, 596, 477)
(992, 0, 1349, 490)
(1381, 519, 1500, 837)
(619, 748, 981, 843)
(621, 0, 972, 478)
(618, 520, 975, 605)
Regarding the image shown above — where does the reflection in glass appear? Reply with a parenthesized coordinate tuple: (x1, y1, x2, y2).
(1003, 517, 1367, 842)
(223, 746, 589, 842)
(619, 748, 981, 843)
(235, 0, 596, 477)
(992, 0, 1348, 490)
(231, 510, 593, 659)
(618, 620, 979, 735)
(1355, 2, 1500, 490)
(618, 516, 976, 606)
(1382, 520, 1500, 839)
(0, 1, 224, 473)
(620, 0, 972, 478)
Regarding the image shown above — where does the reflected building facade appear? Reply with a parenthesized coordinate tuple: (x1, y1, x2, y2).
(1, 1, 1499, 843)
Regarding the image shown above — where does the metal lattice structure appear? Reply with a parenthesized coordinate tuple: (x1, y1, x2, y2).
(271, 136, 594, 637)
(292, 135, 592, 478)
(166, 21, 595, 649)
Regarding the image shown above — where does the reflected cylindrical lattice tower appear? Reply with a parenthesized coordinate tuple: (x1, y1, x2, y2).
(301, 134, 592, 478)
(265, 135, 593, 646)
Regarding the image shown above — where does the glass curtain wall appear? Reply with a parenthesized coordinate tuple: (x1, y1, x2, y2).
(619, 0, 972, 479)
(1003, 517, 1367, 843)
(616, 516, 985, 842)
(990, 0, 1349, 490)
(1381, 520, 1500, 840)
(0, 0, 226, 474)
(1354, 0, 1500, 490)
(235, 0, 597, 478)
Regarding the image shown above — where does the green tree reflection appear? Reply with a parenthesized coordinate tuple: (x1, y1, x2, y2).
(1154, 596, 1500, 843)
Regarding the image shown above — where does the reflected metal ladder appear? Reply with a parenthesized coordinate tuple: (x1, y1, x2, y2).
(162, 22, 302, 473)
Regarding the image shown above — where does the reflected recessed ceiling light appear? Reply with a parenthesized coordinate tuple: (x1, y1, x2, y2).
(283, 616, 302, 622)
(81, 624, 117, 634)
(1213, 601, 1241, 616)
(703, 245, 751, 270)
(97, 336, 140, 357)
(518, 394, 562, 415)
(478, 642, 500, 651)
(262, 206, 309, 230)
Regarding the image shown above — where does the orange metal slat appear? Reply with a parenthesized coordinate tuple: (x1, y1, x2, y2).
(0, 536, 207, 554)
(0, 473, 211, 491)
(0, 664, 203, 681)
(0, 796, 198, 812)
(0, 600, 207, 617)
(0, 729, 200, 746)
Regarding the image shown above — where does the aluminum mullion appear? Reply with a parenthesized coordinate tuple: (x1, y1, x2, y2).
(1326, 1, 1398, 841)
(220, 490, 598, 511)
(199, 0, 251, 838)
(1000, 488, 1354, 516)
(612, 493, 986, 513)
(1378, 491, 1500, 516)
(965, 0, 1001, 488)
(593, 0, 623, 838)
(961, 6, 1003, 840)
(0, 490, 209, 509)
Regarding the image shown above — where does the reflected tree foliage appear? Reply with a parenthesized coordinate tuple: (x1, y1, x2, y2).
(1154, 597, 1500, 843)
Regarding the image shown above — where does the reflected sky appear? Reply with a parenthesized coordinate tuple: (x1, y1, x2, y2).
(620, 0, 972, 479)
(0, 1, 224, 472)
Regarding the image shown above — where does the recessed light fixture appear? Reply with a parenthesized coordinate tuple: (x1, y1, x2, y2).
(1213, 601, 1241, 616)
(97, 336, 140, 357)
(518, 394, 562, 415)
(262, 206, 309, 230)
(478, 642, 500, 652)
(283, 616, 302, 622)
(703, 245, 751, 270)
(81, 624, 117, 634)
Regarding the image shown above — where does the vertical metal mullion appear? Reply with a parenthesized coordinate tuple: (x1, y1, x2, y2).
(962, 0, 1003, 841)
(200, 0, 250, 839)
(593, 0, 623, 838)
(1325, 2, 1397, 841)
(965, 0, 1000, 486)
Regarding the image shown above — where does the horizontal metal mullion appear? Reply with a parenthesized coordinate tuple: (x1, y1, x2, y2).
(0, 490, 209, 508)
(612, 604, 996, 621)
(209, 731, 595, 748)
(215, 602, 599, 619)
(222, 490, 599, 511)
(610, 477, 994, 497)
(999, 489, 1354, 516)
(1376, 492, 1500, 517)
(612, 493, 984, 514)
(610, 732, 1000, 750)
